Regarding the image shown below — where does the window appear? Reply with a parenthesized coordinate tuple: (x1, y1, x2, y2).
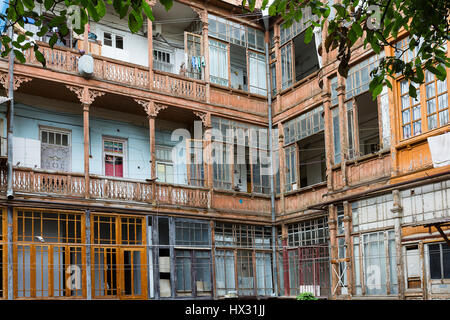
(104, 32, 112, 46)
(332, 107, 341, 164)
(103, 32, 123, 49)
(214, 223, 273, 297)
(283, 106, 326, 189)
(395, 37, 449, 141)
(353, 230, 398, 296)
(428, 242, 450, 280)
(344, 55, 384, 158)
(15, 210, 84, 298)
(208, 14, 266, 94)
(208, 14, 264, 52)
(279, 7, 314, 46)
(40, 127, 71, 172)
(209, 39, 229, 87)
(212, 117, 270, 194)
(103, 138, 126, 178)
(249, 51, 267, 95)
(175, 220, 210, 247)
(156, 145, 173, 184)
(331, 76, 338, 106)
(92, 214, 145, 299)
(281, 43, 293, 90)
(174, 219, 212, 297)
(400, 79, 422, 139)
(153, 49, 173, 73)
(287, 217, 329, 247)
(425, 70, 449, 130)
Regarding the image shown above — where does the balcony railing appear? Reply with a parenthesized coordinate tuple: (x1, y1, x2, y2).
(22, 42, 207, 101)
(9, 167, 209, 208)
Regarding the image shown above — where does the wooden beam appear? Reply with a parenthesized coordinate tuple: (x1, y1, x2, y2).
(85, 209, 92, 300)
(434, 224, 450, 247)
(83, 103, 90, 199)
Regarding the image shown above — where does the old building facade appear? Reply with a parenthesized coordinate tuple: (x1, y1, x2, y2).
(0, 0, 448, 300)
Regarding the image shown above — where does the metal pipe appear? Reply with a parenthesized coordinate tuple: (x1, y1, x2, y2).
(6, 24, 14, 199)
(263, 16, 278, 296)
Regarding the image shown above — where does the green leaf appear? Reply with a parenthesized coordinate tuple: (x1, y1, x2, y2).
(268, 4, 277, 16)
(36, 26, 48, 37)
(44, 0, 53, 11)
(23, 0, 35, 10)
(17, 34, 26, 43)
(14, 49, 26, 63)
(261, 0, 269, 10)
(34, 48, 46, 67)
(304, 26, 313, 44)
(160, 0, 173, 11)
(408, 84, 417, 99)
(96, 0, 106, 19)
(351, 22, 363, 38)
(333, 4, 347, 17)
(142, 1, 154, 21)
(49, 33, 58, 47)
(128, 10, 143, 33)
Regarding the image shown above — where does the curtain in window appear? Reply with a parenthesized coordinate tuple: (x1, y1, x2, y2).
(249, 52, 267, 96)
(215, 250, 236, 296)
(209, 39, 229, 86)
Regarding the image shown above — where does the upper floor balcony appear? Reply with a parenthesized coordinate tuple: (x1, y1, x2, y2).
(5, 1, 270, 118)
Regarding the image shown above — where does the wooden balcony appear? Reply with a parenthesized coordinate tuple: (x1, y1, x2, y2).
(9, 167, 209, 208)
(22, 42, 207, 102)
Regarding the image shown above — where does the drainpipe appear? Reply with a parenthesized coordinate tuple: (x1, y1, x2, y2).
(6, 24, 14, 200)
(263, 15, 278, 296)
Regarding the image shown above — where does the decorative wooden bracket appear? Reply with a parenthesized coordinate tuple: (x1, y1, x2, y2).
(134, 99, 168, 118)
(0, 71, 32, 90)
(66, 85, 105, 105)
(193, 111, 211, 128)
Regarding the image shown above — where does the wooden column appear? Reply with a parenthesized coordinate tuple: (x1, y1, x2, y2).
(343, 201, 353, 298)
(147, 0, 154, 89)
(83, 103, 90, 199)
(7, 206, 13, 300)
(277, 122, 286, 215)
(322, 77, 333, 190)
(83, 23, 89, 53)
(85, 209, 92, 300)
(149, 115, 156, 180)
(328, 204, 338, 300)
(391, 189, 405, 299)
(274, 23, 282, 113)
(281, 224, 290, 296)
(337, 76, 348, 186)
(200, 9, 210, 102)
(66, 86, 104, 199)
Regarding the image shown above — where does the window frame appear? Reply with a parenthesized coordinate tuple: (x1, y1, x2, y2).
(393, 37, 450, 142)
(102, 136, 128, 178)
(39, 125, 72, 172)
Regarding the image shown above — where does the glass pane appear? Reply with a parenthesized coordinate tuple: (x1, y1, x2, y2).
(41, 131, 48, 143)
(427, 98, 436, 114)
(429, 244, 441, 279)
(438, 93, 448, 110)
(426, 83, 436, 99)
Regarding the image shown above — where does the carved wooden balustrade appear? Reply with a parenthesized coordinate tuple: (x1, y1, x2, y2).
(152, 70, 206, 101)
(22, 42, 206, 101)
(10, 167, 209, 208)
(12, 167, 85, 197)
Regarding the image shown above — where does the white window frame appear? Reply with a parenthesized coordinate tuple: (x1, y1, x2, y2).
(102, 30, 125, 50)
(156, 145, 174, 184)
(39, 125, 72, 172)
(102, 136, 128, 178)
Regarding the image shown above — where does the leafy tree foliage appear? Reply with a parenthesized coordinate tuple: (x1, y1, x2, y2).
(249, 0, 450, 99)
(0, 0, 166, 66)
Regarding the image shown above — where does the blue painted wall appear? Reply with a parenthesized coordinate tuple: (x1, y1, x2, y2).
(1, 103, 154, 180)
